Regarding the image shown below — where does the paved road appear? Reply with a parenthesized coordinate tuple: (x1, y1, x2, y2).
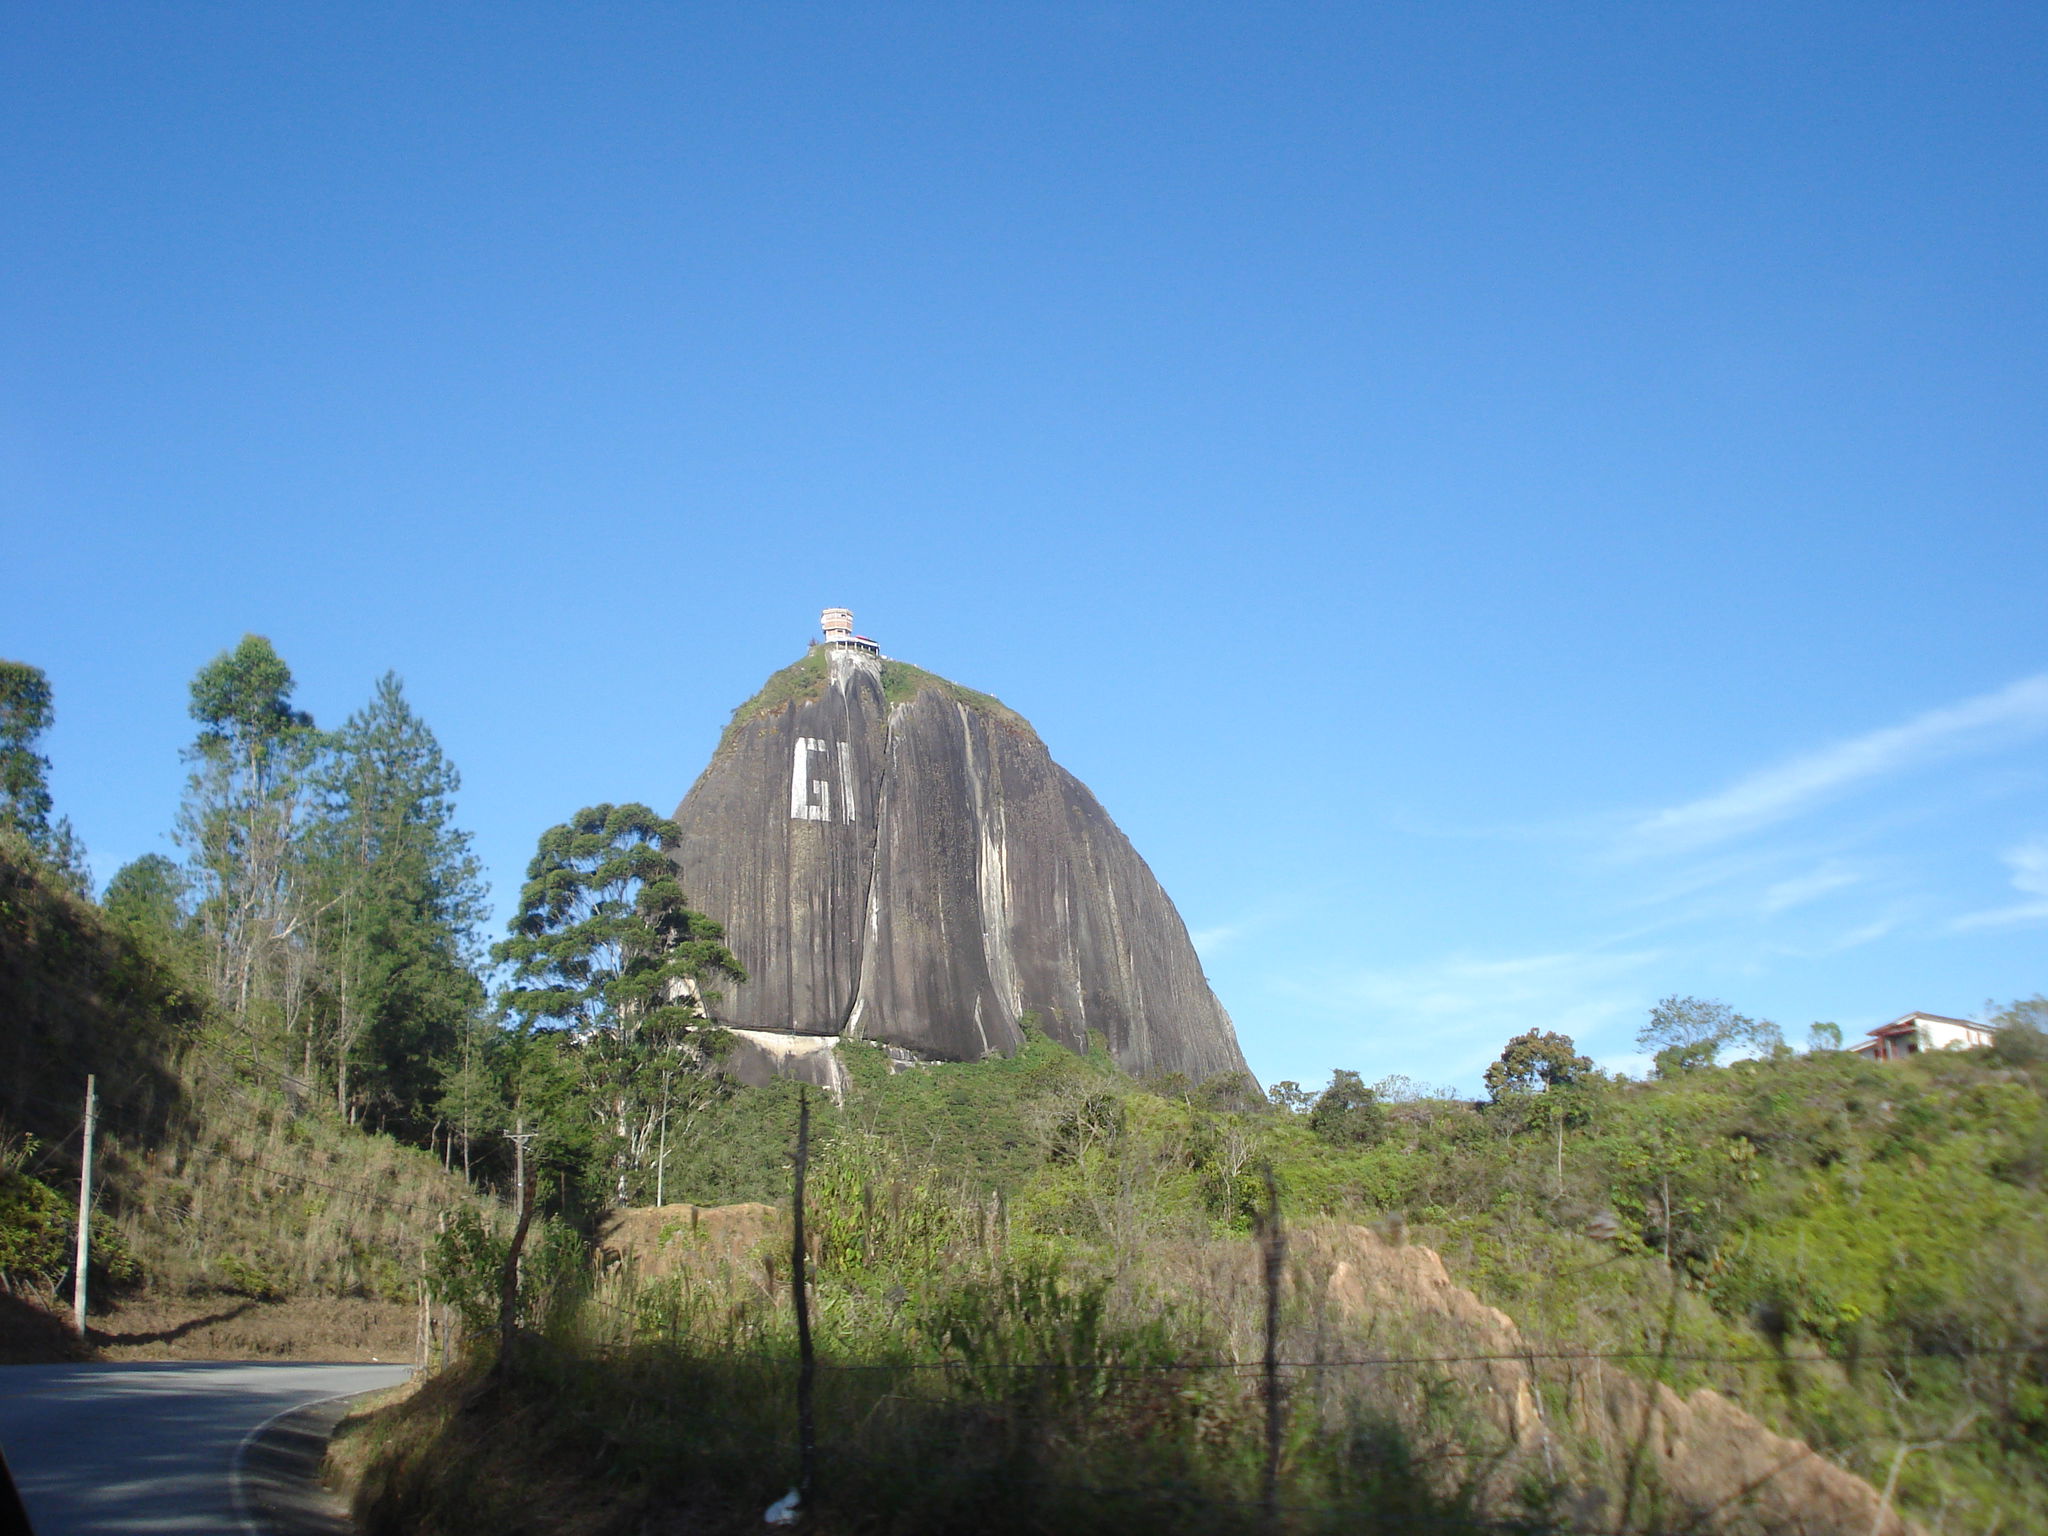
(0, 1362, 412, 1535)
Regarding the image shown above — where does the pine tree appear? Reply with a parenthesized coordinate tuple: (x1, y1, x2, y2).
(102, 853, 200, 975)
(312, 673, 488, 1126)
(0, 659, 90, 893)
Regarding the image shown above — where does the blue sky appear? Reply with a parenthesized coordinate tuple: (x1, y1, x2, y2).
(6, 3, 2045, 1092)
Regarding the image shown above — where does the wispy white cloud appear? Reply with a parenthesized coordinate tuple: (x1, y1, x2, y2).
(1622, 673, 2048, 856)
(1761, 911, 1906, 960)
(1832, 915, 1902, 949)
(1281, 945, 1662, 1087)
(1951, 837, 2048, 931)
(1759, 862, 1866, 915)
(1243, 677, 2048, 1087)
(1189, 899, 1310, 960)
(1627, 846, 1793, 910)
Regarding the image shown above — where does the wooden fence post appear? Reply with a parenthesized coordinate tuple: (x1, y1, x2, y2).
(1259, 1163, 1286, 1526)
(792, 1087, 817, 1504)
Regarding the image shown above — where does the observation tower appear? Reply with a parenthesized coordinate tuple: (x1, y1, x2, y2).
(819, 607, 880, 657)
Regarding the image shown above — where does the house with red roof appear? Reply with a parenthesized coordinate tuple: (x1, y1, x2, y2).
(1849, 1011, 1997, 1062)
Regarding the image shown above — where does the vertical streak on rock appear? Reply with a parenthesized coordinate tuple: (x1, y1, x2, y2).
(974, 715, 1024, 1024)
(844, 700, 898, 1042)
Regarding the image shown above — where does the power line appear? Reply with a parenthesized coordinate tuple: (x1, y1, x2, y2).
(201, 1148, 454, 1216)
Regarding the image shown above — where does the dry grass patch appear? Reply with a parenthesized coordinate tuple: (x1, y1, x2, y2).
(90, 1292, 420, 1361)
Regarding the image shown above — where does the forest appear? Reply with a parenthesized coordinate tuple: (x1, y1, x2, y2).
(3, 638, 2046, 1533)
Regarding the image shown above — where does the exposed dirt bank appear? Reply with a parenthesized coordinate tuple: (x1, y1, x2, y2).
(0, 1288, 419, 1363)
(594, 1201, 781, 1284)
(338, 1210, 1924, 1535)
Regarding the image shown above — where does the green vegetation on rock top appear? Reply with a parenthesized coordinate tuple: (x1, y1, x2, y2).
(719, 647, 1036, 752)
(718, 648, 829, 750)
(879, 658, 1034, 734)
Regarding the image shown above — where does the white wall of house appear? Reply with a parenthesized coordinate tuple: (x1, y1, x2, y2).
(1851, 1012, 1995, 1059)
(1914, 1015, 1996, 1050)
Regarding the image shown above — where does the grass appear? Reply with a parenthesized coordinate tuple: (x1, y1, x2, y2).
(87, 1292, 420, 1360)
(717, 648, 830, 751)
(877, 659, 1037, 737)
(651, 1029, 1117, 1208)
(1264, 1048, 2048, 1531)
(0, 836, 488, 1336)
(104, 1056, 487, 1303)
(408, 1036, 2048, 1534)
(342, 1341, 1534, 1536)
(344, 1222, 1567, 1535)
(0, 832, 196, 1183)
(343, 1099, 1951, 1535)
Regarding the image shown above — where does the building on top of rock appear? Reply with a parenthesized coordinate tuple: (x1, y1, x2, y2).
(819, 607, 880, 657)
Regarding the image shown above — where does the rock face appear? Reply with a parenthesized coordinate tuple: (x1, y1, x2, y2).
(668, 645, 1248, 1082)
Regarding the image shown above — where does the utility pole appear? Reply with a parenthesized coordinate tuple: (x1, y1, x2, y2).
(1554, 1106, 1565, 1201)
(493, 1118, 540, 1380)
(507, 1117, 538, 1240)
(72, 1075, 97, 1339)
(508, 1117, 532, 1201)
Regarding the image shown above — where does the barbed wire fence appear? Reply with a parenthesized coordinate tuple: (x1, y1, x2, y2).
(563, 1264, 2023, 1532)
(545, 1138, 2039, 1536)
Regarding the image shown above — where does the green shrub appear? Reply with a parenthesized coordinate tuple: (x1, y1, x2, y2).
(0, 1165, 139, 1295)
(0, 1168, 72, 1289)
(1309, 1070, 1387, 1146)
(428, 1207, 588, 1343)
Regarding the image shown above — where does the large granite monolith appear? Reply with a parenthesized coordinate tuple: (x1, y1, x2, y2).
(667, 642, 1248, 1084)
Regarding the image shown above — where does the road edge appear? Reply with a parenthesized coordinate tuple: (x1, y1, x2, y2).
(232, 1385, 405, 1536)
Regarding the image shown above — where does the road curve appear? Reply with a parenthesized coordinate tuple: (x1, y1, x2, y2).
(0, 1361, 412, 1535)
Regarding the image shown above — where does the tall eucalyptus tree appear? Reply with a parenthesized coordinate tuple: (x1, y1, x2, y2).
(176, 635, 322, 1053)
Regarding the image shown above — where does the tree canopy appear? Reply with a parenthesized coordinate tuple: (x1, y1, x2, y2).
(311, 672, 489, 1122)
(493, 803, 745, 1201)
(1483, 1030, 1593, 1101)
(0, 660, 56, 845)
(1307, 1069, 1386, 1146)
(494, 803, 741, 1039)
(1637, 995, 1783, 1077)
(1, 659, 88, 890)
(177, 634, 323, 1034)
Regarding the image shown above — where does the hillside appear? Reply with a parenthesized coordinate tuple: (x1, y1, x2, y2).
(342, 1008, 2048, 1533)
(7, 636, 2042, 1528)
(0, 836, 485, 1360)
